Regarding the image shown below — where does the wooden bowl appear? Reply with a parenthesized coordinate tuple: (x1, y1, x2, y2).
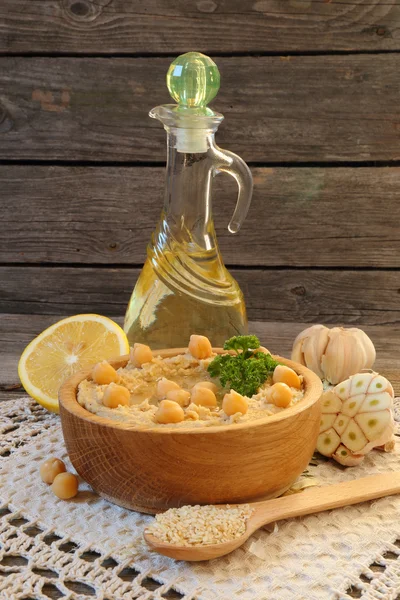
(59, 349, 323, 514)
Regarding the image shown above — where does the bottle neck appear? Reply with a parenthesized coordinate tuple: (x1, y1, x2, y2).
(161, 128, 217, 252)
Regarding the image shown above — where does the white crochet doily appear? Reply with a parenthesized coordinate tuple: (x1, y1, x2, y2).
(1, 397, 400, 600)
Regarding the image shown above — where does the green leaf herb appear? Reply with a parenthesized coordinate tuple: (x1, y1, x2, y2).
(207, 335, 280, 397)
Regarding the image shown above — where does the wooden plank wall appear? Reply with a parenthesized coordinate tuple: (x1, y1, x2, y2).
(0, 1, 399, 326)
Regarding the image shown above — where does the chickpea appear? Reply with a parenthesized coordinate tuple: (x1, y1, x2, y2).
(155, 399, 185, 424)
(40, 457, 66, 484)
(130, 343, 153, 368)
(191, 386, 217, 408)
(188, 335, 212, 360)
(157, 377, 180, 399)
(267, 382, 293, 408)
(102, 383, 130, 408)
(222, 390, 248, 416)
(257, 346, 271, 355)
(192, 381, 218, 394)
(51, 472, 79, 500)
(92, 361, 118, 385)
(166, 388, 191, 407)
(272, 365, 301, 390)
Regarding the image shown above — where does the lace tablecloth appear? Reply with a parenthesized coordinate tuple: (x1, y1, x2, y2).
(1, 397, 400, 600)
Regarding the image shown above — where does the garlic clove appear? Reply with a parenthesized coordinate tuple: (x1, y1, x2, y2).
(332, 413, 351, 436)
(320, 413, 336, 433)
(321, 328, 366, 384)
(291, 324, 328, 378)
(334, 378, 352, 401)
(333, 445, 364, 466)
(357, 421, 395, 455)
(321, 390, 342, 414)
(350, 372, 373, 395)
(359, 392, 393, 413)
(303, 326, 329, 379)
(341, 394, 366, 417)
(354, 410, 391, 442)
(320, 328, 346, 384)
(316, 428, 341, 456)
(341, 419, 368, 452)
(290, 335, 304, 365)
(348, 328, 376, 368)
(368, 374, 394, 396)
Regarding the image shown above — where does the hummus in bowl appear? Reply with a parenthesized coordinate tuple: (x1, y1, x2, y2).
(77, 343, 305, 429)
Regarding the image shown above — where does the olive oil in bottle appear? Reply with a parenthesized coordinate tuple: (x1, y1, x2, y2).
(124, 52, 253, 348)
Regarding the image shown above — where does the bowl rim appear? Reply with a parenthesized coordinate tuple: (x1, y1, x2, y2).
(59, 348, 323, 434)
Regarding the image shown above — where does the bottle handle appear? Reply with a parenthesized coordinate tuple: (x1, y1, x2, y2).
(210, 144, 253, 233)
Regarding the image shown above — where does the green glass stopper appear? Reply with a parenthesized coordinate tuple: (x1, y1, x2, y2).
(166, 52, 220, 109)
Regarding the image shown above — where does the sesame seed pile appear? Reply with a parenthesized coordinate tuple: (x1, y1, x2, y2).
(145, 504, 254, 546)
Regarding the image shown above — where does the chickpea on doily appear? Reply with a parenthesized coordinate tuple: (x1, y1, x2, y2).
(40, 457, 66, 484)
(52, 472, 79, 500)
(40, 457, 79, 500)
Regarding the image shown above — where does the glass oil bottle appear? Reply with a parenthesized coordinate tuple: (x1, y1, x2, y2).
(124, 52, 253, 348)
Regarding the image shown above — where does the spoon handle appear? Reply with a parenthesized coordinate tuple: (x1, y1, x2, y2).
(249, 472, 400, 531)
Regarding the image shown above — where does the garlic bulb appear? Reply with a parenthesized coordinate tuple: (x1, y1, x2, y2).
(292, 325, 376, 384)
(317, 371, 395, 466)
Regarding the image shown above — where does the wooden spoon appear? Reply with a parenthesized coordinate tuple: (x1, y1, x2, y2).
(144, 472, 400, 561)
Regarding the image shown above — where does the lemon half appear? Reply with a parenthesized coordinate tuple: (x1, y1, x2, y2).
(18, 314, 129, 413)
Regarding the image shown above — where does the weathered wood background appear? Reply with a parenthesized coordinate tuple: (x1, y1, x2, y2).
(1, 0, 400, 325)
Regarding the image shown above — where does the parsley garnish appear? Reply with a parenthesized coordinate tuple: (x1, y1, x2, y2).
(207, 335, 280, 397)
